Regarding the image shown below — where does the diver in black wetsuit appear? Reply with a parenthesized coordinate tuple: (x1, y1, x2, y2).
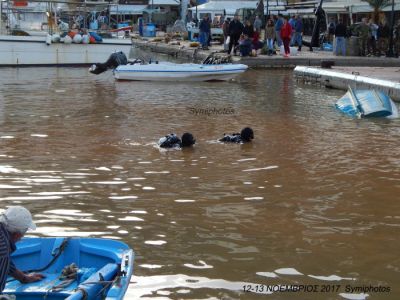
(89, 51, 128, 74)
(219, 127, 254, 143)
(158, 133, 196, 148)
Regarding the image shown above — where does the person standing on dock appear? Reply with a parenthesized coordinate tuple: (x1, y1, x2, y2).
(377, 21, 390, 57)
(394, 20, 400, 57)
(265, 19, 276, 55)
(289, 15, 297, 46)
(222, 18, 231, 52)
(327, 18, 336, 43)
(280, 16, 292, 57)
(368, 19, 378, 56)
(274, 15, 284, 47)
(294, 15, 303, 51)
(334, 19, 347, 56)
(243, 20, 255, 38)
(357, 18, 371, 56)
(228, 15, 244, 55)
(199, 15, 211, 50)
(253, 16, 262, 33)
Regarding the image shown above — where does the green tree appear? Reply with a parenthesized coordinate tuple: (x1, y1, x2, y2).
(362, 0, 390, 23)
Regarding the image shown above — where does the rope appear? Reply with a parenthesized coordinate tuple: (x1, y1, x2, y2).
(6, 238, 70, 284)
(76, 287, 88, 300)
(42, 263, 78, 300)
(50, 263, 78, 292)
(27, 238, 70, 273)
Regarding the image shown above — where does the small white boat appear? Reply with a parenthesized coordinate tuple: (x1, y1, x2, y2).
(113, 62, 248, 82)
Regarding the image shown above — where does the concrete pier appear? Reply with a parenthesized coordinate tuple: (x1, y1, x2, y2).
(131, 38, 400, 68)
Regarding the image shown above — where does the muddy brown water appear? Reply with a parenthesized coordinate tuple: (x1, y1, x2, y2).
(0, 67, 399, 300)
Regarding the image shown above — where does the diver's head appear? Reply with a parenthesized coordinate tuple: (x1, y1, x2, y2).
(240, 127, 254, 142)
(181, 132, 196, 147)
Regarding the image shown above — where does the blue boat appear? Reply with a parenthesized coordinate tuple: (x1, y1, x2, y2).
(335, 87, 399, 118)
(4, 237, 134, 300)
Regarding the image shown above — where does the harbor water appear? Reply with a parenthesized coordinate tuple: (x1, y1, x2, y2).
(0, 67, 399, 299)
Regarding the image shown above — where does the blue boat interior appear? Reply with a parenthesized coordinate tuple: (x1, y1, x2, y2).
(4, 237, 134, 300)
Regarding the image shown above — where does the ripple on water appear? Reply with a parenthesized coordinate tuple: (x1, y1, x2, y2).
(174, 199, 196, 203)
(242, 166, 279, 172)
(244, 196, 264, 201)
(139, 264, 164, 269)
(30, 134, 48, 137)
(274, 268, 303, 275)
(184, 260, 213, 269)
(144, 240, 167, 246)
(90, 181, 126, 185)
(109, 196, 138, 200)
(118, 216, 144, 222)
(142, 186, 156, 190)
(0, 196, 61, 201)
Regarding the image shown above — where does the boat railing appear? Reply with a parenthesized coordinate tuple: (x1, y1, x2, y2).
(348, 85, 363, 118)
(0, 0, 134, 39)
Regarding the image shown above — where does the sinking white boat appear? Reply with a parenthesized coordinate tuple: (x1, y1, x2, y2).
(113, 62, 248, 81)
(335, 86, 399, 119)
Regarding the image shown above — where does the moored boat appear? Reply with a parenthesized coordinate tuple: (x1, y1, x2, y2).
(3, 237, 134, 300)
(0, 35, 132, 66)
(113, 62, 248, 82)
(335, 86, 399, 119)
(0, 0, 133, 66)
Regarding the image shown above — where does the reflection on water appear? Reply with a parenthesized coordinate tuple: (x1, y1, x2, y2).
(0, 67, 399, 300)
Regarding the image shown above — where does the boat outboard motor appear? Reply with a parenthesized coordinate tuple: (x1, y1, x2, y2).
(89, 51, 128, 75)
(202, 54, 232, 65)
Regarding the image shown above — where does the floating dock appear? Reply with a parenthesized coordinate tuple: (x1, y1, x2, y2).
(294, 66, 400, 102)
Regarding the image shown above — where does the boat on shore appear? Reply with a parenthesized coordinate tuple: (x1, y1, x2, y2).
(4, 237, 134, 300)
(335, 86, 399, 119)
(113, 61, 248, 81)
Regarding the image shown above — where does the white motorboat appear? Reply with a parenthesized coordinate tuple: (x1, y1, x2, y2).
(113, 62, 248, 81)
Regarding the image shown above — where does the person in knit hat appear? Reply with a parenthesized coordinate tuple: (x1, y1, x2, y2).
(0, 206, 45, 294)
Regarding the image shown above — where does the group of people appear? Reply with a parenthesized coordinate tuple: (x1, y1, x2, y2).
(200, 13, 400, 59)
(220, 14, 303, 57)
(158, 127, 254, 149)
(330, 17, 400, 57)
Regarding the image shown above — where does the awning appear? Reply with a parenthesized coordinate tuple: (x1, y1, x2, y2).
(148, 0, 179, 6)
(188, 1, 286, 14)
(349, 3, 400, 13)
(110, 5, 147, 15)
(286, 8, 315, 15)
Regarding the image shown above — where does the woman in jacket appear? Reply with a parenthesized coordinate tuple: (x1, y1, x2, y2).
(265, 19, 276, 55)
(280, 17, 292, 57)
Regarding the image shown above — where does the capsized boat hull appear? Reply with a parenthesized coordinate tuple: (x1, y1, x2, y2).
(114, 62, 248, 81)
(335, 88, 398, 118)
(4, 237, 134, 300)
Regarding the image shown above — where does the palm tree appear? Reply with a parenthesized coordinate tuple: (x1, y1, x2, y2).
(362, 0, 391, 23)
